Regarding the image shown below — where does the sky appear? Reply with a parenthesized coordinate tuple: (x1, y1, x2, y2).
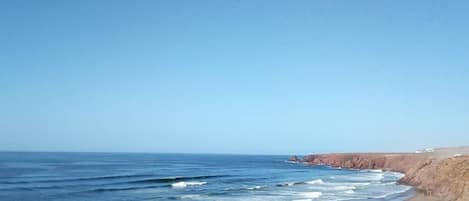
(1, 0, 469, 155)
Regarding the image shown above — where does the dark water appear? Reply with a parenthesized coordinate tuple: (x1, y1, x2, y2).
(0, 152, 413, 201)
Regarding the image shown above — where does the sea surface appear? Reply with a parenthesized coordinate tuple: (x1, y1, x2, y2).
(0, 152, 414, 201)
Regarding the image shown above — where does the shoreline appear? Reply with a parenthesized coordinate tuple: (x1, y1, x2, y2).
(289, 146, 469, 201)
(407, 191, 440, 201)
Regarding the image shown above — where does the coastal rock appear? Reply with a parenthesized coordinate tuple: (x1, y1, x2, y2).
(299, 148, 469, 201)
(288, 155, 300, 162)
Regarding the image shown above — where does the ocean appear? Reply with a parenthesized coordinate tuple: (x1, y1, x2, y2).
(0, 152, 414, 201)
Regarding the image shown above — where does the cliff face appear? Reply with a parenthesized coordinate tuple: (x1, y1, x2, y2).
(295, 152, 469, 201)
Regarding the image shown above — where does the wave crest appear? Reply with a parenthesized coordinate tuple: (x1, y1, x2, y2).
(300, 191, 322, 198)
(306, 179, 324, 184)
(171, 181, 207, 188)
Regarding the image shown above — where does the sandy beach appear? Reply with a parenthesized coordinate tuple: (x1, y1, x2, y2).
(408, 192, 440, 201)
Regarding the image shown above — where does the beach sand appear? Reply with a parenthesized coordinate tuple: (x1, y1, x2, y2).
(407, 192, 440, 201)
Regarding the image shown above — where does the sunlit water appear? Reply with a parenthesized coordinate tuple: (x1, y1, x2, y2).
(0, 152, 414, 201)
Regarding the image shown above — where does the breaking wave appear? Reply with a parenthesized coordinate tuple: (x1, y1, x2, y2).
(299, 191, 322, 198)
(306, 179, 324, 184)
(171, 181, 207, 188)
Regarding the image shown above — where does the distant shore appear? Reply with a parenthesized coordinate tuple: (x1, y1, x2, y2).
(289, 146, 469, 201)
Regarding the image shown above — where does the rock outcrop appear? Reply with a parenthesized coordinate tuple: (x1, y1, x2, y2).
(287, 155, 300, 162)
(295, 148, 469, 201)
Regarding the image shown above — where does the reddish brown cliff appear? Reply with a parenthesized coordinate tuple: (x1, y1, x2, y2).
(294, 148, 469, 201)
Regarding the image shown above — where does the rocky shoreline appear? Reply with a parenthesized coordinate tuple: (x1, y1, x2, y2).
(289, 147, 469, 201)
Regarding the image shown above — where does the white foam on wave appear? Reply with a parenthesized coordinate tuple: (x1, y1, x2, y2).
(388, 171, 405, 179)
(306, 184, 357, 192)
(332, 185, 356, 190)
(246, 185, 263, 190)
(373, 173, 385, 180)
(299, 191, 322, 198)
(180, 194, 202, 199)
(376, 181, 397, 186)
(171, 181, 207, 188)
(324, 181, 371, 187)
(279, 169, 409, 201)
(373, 185, 412, 199)
(346, 173, 384, 182)
(305, 179, 324, 185)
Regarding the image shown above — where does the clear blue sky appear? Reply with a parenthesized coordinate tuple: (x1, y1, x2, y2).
(1, 0, 469, 154)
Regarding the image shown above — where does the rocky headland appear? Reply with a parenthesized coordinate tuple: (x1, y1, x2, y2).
(289, 146, 469, 201)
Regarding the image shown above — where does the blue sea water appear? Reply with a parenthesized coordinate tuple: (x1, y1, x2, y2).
(0, 152, 414, 201)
